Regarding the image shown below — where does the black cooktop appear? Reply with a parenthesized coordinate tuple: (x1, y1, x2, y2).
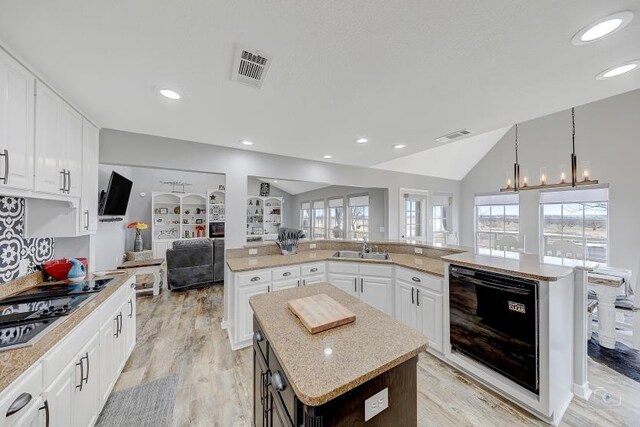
(0, 295, 90, 349)
(0, 279, 113, 305)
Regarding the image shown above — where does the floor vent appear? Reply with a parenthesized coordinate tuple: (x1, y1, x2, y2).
(435, 129, 473, 143)
(231, 45, 273, 89)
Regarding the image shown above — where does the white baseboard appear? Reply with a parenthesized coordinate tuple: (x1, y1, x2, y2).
(572, 382, 593, 401)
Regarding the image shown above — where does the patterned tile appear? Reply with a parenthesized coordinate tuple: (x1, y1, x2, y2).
(0, 197, 54, 284)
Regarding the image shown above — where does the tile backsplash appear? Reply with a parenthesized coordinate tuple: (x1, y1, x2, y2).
(0, 196, 55, 284)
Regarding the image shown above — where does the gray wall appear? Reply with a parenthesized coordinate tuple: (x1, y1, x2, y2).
(290, 185, 389, 240)
(100, 129, 462, 249)
(460, 89, 640, 274)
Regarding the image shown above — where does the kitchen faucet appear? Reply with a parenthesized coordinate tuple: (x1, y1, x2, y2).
(362, 238, 371, 253)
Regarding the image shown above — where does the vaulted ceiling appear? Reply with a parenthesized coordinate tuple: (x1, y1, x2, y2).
(1, 0, 639, 179)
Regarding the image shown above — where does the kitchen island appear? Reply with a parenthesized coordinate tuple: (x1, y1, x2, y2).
(250, 283, 427, 426)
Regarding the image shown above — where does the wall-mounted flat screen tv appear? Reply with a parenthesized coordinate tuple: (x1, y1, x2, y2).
(99, 171, 133, 216)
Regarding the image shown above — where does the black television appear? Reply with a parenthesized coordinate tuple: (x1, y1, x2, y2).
(99, 171, 133, 216)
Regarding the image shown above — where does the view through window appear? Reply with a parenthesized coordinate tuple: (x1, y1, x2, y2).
(349, 195, 369, 240)
(475, 194, 519, 257)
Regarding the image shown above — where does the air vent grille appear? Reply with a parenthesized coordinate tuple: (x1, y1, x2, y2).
(231, 45, 273, 89)
(435, 129, 473, 143)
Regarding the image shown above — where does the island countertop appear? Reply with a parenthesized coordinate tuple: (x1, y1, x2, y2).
(442, 252, 574, 281)
(249, 283, 427, 406)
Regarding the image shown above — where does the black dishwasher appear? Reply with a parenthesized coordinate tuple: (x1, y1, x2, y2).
(449, 265, 539, 394)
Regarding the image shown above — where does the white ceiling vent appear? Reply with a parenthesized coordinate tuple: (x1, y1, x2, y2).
(435, 129, 473, 143)
(231, 45, 273, 89)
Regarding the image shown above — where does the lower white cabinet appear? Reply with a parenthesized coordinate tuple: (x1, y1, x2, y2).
(328, 262, 393, 315)
(395, 268, 444, 352)
(237, 281, 271, 346)
(0, 278, 136, 427)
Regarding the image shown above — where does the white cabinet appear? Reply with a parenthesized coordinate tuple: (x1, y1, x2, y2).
(0, 48, 34, 191)
(272, 277, 299, 291)
(73, 333, 100, 427)
(237, 283, 270, 345)
(300, 263, 326, 286)
(98, 312, 118, 405)
(11, 397, 44, 427)
(0, 364, 43, 427)
(124, 289, 137, 357)
(395, 268, 444, 352)
(61, 105, 82, 198)
(43, 362, 74, 427)
(80, 119, 99, 233)
(328, 262, 393, 315)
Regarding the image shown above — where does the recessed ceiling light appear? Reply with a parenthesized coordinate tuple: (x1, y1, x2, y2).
(596, 60, 639, 80)
(392, 144, 406, 149)
(240, 140, 254, 146)
(572, 11, 634, 45)
(159, 88, 181, 100)
(273, 180, 278, 183)
(323, 155, 333, 159)
(356, 137, 368, 144)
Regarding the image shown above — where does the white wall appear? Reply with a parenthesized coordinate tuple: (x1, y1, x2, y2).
(99, 129, 462, 249)
(461, 89, 640, 274)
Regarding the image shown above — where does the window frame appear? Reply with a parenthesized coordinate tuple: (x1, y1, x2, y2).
(474, 193, 520, 258)
(300, 201, 311, 238)
(327, 197, 345, 240)
(311, 199, 326, 240)
(348, 193, 370, 241)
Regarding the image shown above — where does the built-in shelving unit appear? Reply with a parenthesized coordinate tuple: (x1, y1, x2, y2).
(151, 192, 208, 258)
(246, 196, 283, 243)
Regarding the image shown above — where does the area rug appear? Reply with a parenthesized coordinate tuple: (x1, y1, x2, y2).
(588, 333, 640, 383)
(96, 376, 178, 427)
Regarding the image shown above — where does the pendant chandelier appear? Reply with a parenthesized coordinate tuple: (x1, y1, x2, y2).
(500, 108, 598, 192)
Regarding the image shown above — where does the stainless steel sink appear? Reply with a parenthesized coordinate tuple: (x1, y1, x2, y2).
(332, 251, 362, 259)
(361, 252, 391, 260)
(332, 251, 391, 260)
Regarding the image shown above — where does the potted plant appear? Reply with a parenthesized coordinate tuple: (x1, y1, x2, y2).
(127, 222, 149, 252)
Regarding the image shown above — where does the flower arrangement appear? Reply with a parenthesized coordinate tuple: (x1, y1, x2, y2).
(128, 222, 149, 252)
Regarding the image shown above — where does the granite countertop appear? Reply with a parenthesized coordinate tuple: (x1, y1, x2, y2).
(441, 252, 574, 282)
(226, 250, 447, 277)
(0, 272, 134, 393)
(250, 283, 427, 406)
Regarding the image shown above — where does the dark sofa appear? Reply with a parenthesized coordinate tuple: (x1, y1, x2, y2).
(166, 239, 214, 291)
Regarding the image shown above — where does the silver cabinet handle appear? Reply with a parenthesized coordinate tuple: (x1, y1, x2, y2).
(0, 149, 8, 184)
(297, 280, 300, 287)
(354, 277, 357, 293)
(412, 277, 421, 283)
(360, 278, 363, 293)
(282, 272, 291, 277)
(416, 289, 420, 306)
(271, 371, 286, 392)
(250, 276, 260, 282)
(6, 393, 31, 417)
(60, 169, 66, 192)
(76, 356, 85, 390)
(66, 170, 71, 193)
(113, 315, 119, 337)
(39, 400, 50, 427)
(411, 287, 414, 304)
(310, 267, 318, 273)
(84, 210, 90, 230)
(303, 279, 306, 286)
(128, 299, 133, 318)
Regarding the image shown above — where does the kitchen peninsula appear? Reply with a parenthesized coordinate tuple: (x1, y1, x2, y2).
(250, 283, 427, 426)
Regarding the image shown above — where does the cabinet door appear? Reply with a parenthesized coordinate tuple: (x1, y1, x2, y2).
(124, 289, 137, 357)
(43, 362, 74, 427)
(98, 314, 117, 405)
(153, 241, 168, 259)
(73, 333, 100, 427)
(61, 104, 82, 197)
(11, 397, 44, 427)
(272, 277, 299, 291)
(35, 82, 64, 194)
(328, 273, 358, 297)
(80, 120, 99, 232)
(237, 284, 269, 344)
(395, 281, 416, 329)
(113, 307, 127, 375)
(0, 48, 34, 190)
(301, 274, 325, 286)
(360, 276, 392, 315)
(416, 288, 443, 352)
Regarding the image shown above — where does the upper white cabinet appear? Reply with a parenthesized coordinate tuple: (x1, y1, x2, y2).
(0, 48, 35, 191)
(80, 120, 99, 232)
(34, 81, 82, 197)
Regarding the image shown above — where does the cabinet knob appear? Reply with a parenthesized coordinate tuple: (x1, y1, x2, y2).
(251, 276, 260, 282)
(282, 272, 291, 277)
(412, 277, 421, 283)
(271, 371, 286, 392)
(310, 267, 318, 273)
(254, 331, 264, 342)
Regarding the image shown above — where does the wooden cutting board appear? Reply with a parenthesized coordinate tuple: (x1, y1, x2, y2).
(287, 294, 356, 334)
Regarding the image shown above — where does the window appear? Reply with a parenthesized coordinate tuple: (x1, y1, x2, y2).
(300, 202, 311, 238)
(475, 193, 519, 257)
(541, 187, 608, 265)
(348, 195, 369, 241)
(328, 198, 345, 239)
(432, 205, 447, 246)
(312, 200, 326, 239)
(405, 199, 421, 239)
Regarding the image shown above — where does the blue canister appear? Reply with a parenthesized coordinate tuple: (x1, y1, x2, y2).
(67, 258, 87, 282)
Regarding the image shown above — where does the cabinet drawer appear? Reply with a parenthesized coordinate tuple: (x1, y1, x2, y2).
(42, 309, 99, 387)
(396, 268, 442, 293)
(328, 262, 359, 275)
(0, 363, 42, 425)
(301, 263, 325, 277)
(272, 266, 300, 281)
(359, 264, 393, 278)
(238, 270, 272, 286)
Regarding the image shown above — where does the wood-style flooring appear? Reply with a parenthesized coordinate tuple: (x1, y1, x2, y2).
(114, 285, 640, 426)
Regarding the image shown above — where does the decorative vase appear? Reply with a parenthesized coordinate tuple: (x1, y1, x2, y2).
(134, 230, 143, 252)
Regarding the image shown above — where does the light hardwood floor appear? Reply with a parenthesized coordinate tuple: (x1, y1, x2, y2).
(114, 286, 640, 426)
